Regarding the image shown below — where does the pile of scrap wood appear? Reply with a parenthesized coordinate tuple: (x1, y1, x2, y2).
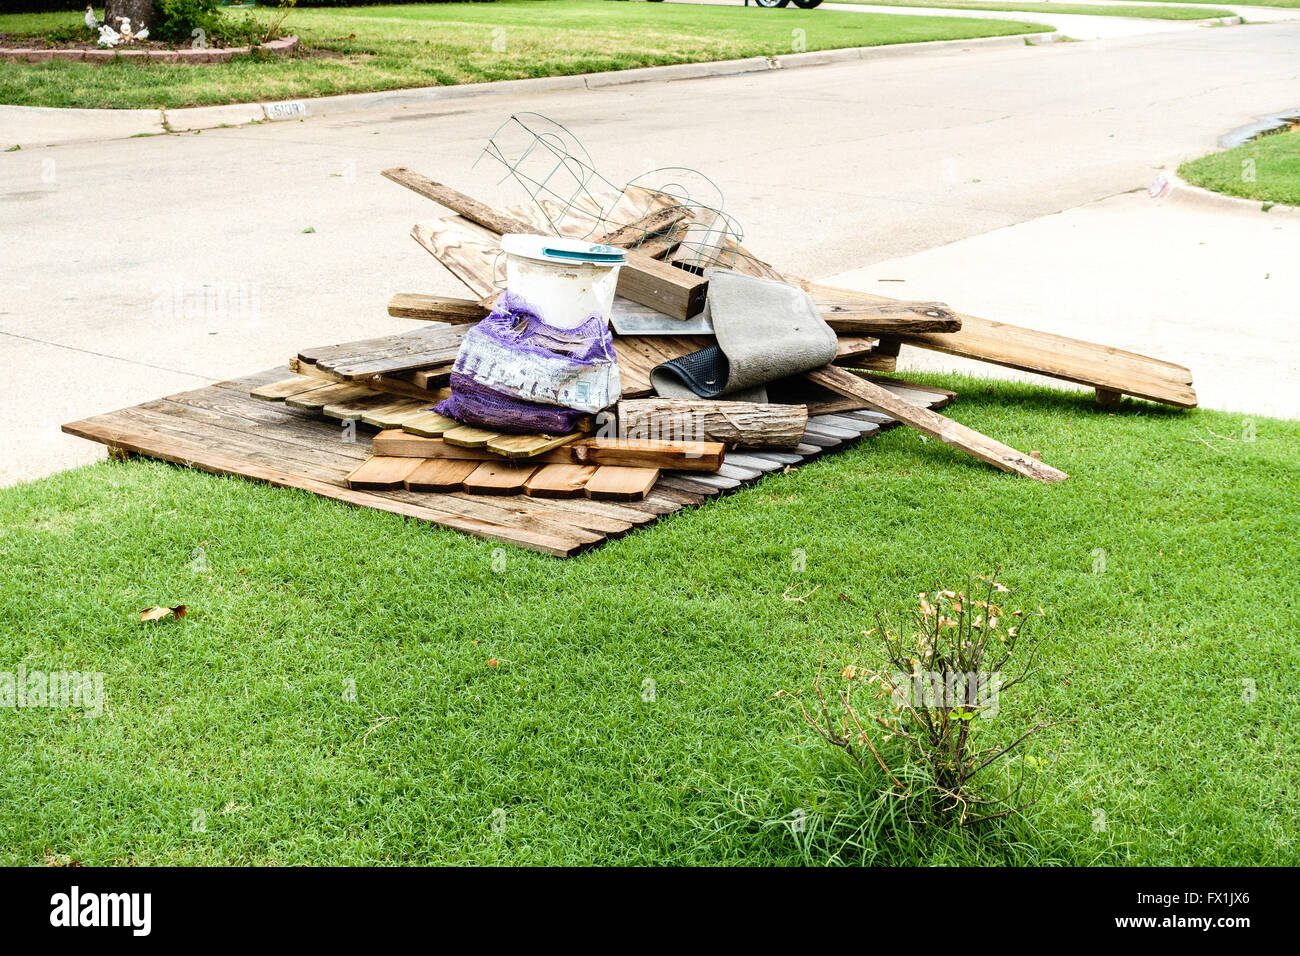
(61, 163, 1196, 557)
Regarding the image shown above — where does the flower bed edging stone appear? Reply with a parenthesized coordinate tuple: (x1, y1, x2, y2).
(0, 34, 298, 65)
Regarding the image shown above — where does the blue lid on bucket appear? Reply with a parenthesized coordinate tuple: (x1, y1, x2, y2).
(501, 234, 628, 265)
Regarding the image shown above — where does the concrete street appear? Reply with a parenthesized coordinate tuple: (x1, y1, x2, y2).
(1, 21, 1297, 484)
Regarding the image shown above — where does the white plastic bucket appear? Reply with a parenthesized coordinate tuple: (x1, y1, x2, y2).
(500, 234, 627, 330)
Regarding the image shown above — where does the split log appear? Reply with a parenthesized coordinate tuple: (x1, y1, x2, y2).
(805, 366, 1067, 482)
(382, 167, 707, 319)
(617, 398, 808, 450)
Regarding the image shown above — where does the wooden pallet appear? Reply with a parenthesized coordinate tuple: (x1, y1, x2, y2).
(63, 369, 955, 557)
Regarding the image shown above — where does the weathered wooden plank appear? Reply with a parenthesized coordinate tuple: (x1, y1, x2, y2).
(361, 400, 432, 430)
(410, 218, 503, 299)
(570, 437, 726, 472)
(291, 357, 452, 404)
(443, 492, 627, 538)
(403, 458, 480, 492)
(720, 453, 786, 473)
(285, 382, 380, 411)
(657, 472, 738, 494)
(523, 464, 600, 499)
(443, 424, 505, 449)
(346, 456, 421, 490)
(249, 376, 330, 402)
(795, 282, 962, 334)
(462, 461, 538, 495)
(322, 394, 412, 422)
(807, 366, 1068, 482)
(61, 408, 588, 557)
(487, 432, 582, 460)
(401, 411, 459, 438)
(584, 466, 659, 501)
(388, 293, 489, 324)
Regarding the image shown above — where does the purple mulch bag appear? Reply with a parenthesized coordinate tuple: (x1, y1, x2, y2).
(435, 291, 620, 432)
(437, 373, 589, 435)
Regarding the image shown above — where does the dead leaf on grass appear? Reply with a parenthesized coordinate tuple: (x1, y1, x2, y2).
(139, 605, 187, 622)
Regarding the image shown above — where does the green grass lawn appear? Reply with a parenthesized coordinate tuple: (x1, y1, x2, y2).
(2, 376, 1295, 865)
(838, 0, 1236, 19)
(1179, 127, 1300, 207)
(0, 1, 1044, 110)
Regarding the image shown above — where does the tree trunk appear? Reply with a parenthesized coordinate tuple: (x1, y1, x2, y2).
(104, 0, 156, 34)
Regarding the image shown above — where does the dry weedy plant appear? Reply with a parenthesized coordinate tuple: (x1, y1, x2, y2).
(796, 575, 1048, 826)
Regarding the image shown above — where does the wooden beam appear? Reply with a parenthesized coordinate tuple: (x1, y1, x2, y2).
(894, 314, 1197, 408)
(806, 366, 1068, 483)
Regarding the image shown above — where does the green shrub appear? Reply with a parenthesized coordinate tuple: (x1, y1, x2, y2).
(153, 0, 223, 43)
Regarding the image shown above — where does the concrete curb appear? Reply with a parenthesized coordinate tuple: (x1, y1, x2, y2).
(1163, 171, 1300, 219)
(0, 30, 1057, 149)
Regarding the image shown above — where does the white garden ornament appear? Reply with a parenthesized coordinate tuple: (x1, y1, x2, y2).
(97, 15, 149, 48)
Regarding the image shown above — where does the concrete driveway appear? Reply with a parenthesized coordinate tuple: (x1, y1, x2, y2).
(1, 22, 1298, 484)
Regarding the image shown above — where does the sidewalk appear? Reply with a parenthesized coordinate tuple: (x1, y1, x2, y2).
(825, 188, 1300, 418)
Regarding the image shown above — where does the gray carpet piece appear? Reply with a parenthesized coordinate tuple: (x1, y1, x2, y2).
(651, 270, 838, 402)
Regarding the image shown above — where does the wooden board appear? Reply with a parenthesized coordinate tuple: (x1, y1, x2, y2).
(410, 218, 504, 299)
(62, 371, 956, 557)
(375, 433, 551, 462)
(571, 438, 725, 472)
(401, 411, 459, 438)
(285, 382, 379, 411)
(894, 312, 1197, 408)
(583, 466, 659, 501)
(796, 283, 961, 334)
(249, 376, 330, 402)
(523, 464, 599, 499)
(291, 357, 452, 404)
(388, 293, 489, 324)
(442, 424, 503, 448)
(360, 400, 432, 430)
(461, 461, 538, 495)
(345, 455, 420, 490)
(322, 394, 411, 421)
(807, 365, 1067, 482)
(403, 458, 480, 492)
(487, 432, 582, 460)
